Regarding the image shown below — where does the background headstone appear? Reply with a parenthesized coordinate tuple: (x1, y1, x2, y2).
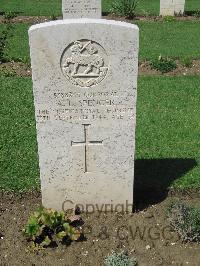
(160, 0, 185, 16)
(174, 0, 185, 15)
(62, 0, 101, 19)
(29, 19, 139, 211)
(160, 0, 174, 16)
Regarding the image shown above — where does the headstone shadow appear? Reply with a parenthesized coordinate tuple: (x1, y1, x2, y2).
(134, 158, 197, 211)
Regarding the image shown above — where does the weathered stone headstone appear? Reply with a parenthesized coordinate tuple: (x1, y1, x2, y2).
(29, 19, 139, 211)
(160, 0, 185, 16)
(62, 0, 101, 19)
(174, 0, 185, 15)
(160, 0, 174, 16)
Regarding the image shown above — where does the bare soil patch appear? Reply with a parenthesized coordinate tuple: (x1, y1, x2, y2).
(0, 15, 200, 25)
(0, 61, 31, 77)
(139, 59, 200, 76)
(1, 60, 200, 78)
(137, 15, 200, 22)
(105, 14, 200, 22)
(0, 16, 53, 25)
(0, 191, 199, 266)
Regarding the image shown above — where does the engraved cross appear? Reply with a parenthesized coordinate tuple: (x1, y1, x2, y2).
(71, 124, 103, 173)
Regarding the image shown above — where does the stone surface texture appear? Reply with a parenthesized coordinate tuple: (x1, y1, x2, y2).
(29, 19, 139, 211)
(174, 0, 185, 14)
(62, 0, 101, 19)
(160, 0, 185, 16)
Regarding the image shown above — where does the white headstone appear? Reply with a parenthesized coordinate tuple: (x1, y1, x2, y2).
(160, 0, 174, 16)
(29, 19, 139, 212)
(62, 0, 101, 19)
(160, 0, 185, 16)
(174, 0, 185, 15)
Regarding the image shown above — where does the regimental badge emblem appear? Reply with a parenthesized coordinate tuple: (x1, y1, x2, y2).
(61, 39, 109, 87)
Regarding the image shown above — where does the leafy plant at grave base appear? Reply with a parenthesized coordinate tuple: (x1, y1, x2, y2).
(163, 15, 176, 22)
(3, 11, 17, 21)
(167, 202, 200, 243)
(150, 55, 177, 74)
(50, 14, 57, 21)
(140, 10, 150, 17)
(180, 56, 193, 68)
(23, 206, 83, 249)
(194, 10, 200, 18)
(105, 252, 138, 266)
(111, 0, 139, 19)
(10, 56, 30, 65)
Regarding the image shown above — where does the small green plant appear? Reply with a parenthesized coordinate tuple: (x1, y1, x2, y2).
(3, 11, 17, 20)
(150, 55, 177, 73)
(13, 56, 30, 65)
(23, 206, 82, 248)
(105, 252, 137, 266)
(168, 202, 200, 243)
(50, 14, 57, 21)
(112, 0, 139, 19)
(194, 10, 200, 18)
(163, 15, 176, 22)
(181, 56, 193, 68)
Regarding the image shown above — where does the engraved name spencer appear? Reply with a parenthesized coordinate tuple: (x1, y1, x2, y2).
(61, 40, 108, 87)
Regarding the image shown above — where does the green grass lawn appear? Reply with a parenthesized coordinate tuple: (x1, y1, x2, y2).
(0, 24, 30, 63)
(0, 0, 62, 17)
(0, 75, 199, 192)
(0, 0, 111, 16)
(1, 21, 200, 63)
(136, 76, 200, 190)
(0, 0, 199, 16)
(137, 20, 200, 60)
(0, 77, 39, 192)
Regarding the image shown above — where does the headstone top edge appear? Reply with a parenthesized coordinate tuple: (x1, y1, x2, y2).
(28, 18, 139, 34)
